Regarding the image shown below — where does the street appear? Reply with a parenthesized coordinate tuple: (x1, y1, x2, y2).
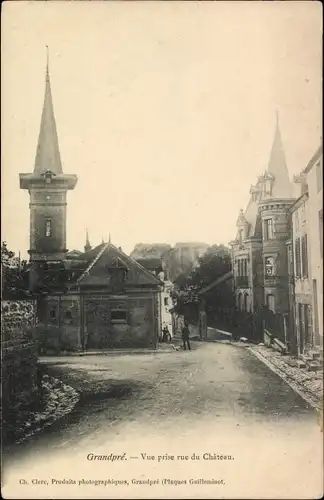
(3, 341, 322, 499)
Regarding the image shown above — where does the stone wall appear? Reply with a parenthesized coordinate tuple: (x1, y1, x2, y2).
(1, 300, 36, 341)
(84, 294, 156, 349)
(1, 300, 39, 443)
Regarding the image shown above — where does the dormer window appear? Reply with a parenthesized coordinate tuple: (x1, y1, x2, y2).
(42, 169, 56, 184)
(45, 219, 52, 237)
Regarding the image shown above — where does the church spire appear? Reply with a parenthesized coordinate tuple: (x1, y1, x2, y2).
(34, 46, 63, 175)
(266, 112, 293, 198)
(84, 228, 91, 253)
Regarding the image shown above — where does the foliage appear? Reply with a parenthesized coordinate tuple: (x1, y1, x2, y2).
(1, 242, 30, 299)
(31, 261, 72, 294)
(172, 245, 232, 313)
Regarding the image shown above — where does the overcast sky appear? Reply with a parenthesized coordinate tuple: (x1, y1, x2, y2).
(2, 1, 322, 258)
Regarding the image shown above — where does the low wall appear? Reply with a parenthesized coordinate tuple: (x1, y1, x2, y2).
(1, 339, 40, 443)
(1, 299, 40, 444)
(1, 300, 36, 341)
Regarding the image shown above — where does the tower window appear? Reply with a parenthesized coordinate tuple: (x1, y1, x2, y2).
(263, 219, 273, 240)
(265, 257, 275, 277)
(45, 219, 52, 237)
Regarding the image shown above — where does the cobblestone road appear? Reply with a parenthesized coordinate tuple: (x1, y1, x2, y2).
(3, 342, 322, 499)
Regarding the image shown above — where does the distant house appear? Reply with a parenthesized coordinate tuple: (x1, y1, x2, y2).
(133, 257, 173, 335)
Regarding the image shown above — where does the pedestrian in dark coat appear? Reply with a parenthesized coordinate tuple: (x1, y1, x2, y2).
(181, 322, 191, 351)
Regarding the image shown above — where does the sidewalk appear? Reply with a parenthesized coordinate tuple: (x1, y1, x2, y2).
(249, 344, 323, 411)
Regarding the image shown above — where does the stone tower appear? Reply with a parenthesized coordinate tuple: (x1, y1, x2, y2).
(19, 51, 77, 263)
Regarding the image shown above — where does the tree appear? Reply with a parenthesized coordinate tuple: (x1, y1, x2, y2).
(172, 245, 232, 314)
(1, 242, 30, 299)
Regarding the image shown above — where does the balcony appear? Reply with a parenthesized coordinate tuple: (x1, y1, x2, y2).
(264, 275, 284, 286)
(235, 276, 249, 288)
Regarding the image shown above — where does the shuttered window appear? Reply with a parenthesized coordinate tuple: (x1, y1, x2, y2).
(301, 234, 308, 278)
(295, 237, 301, 278)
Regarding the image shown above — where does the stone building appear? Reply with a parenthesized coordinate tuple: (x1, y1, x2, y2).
(305, 145, 323, 350)
(288, 174, 311, 354)
(288, 144, 323, 356)
(19, 56, 162, 351)
(229, 117, 296, 317)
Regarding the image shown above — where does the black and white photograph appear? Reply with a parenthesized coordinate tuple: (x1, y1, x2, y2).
(1, 1, 323, 498)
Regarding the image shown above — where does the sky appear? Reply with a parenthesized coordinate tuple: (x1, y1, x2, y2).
(1, 1, 322, 259)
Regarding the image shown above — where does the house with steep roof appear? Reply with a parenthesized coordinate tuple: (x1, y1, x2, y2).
(229, 115, 296, 322)
(20, 53, 162, 351)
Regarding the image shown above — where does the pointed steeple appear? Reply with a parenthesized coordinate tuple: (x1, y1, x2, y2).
(266, 112, 293, 198)
(108, 233, 111, 244)
(34, 46, 63, 175)
(84, 228, 91, 253)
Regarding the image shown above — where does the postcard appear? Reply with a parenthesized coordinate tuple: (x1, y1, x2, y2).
(1, 1, 323, 499)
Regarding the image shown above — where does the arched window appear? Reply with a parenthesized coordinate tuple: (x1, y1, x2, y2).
(237, 293, 242, 311)
(266, 294, 275, 313)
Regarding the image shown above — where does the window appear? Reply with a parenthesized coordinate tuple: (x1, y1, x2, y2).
(45, 219, 52, 237)
(316, 160, 323, 193)
(49, 307, 56, 320)
(301, 234, 308, 278)
(164, 297, 169, 306)
(237, 258, 248, 277)
(238, 229, 243, 244)
(287, 244, 293, 276)
(237, 293, 242, 311)
(264, 257, 275, 277)
(65, 310, 72, 319)
(266, 294, 275, 313)
(263, 219, 273, 240)
(295, 237, 301, 278)
(111, 309, 127, 323)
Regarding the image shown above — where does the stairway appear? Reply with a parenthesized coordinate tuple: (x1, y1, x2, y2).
(300, 349, 323, 372)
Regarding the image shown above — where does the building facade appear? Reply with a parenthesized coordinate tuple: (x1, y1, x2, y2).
(20, 57, 162, 351)
(306, 145, 323, 349)
(289, 145, 323, 355)
(289, 181, 312, 354)
(230, 118, 295, 320)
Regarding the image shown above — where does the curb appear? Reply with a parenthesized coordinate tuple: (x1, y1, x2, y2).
(248, 346, 322, 412)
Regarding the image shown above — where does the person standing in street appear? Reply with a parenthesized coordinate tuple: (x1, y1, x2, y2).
(181, 322, 191, 351)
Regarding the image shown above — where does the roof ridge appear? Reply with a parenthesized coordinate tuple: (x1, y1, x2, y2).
(109, 243, 162, 284)
(77, 243, 109, 284)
